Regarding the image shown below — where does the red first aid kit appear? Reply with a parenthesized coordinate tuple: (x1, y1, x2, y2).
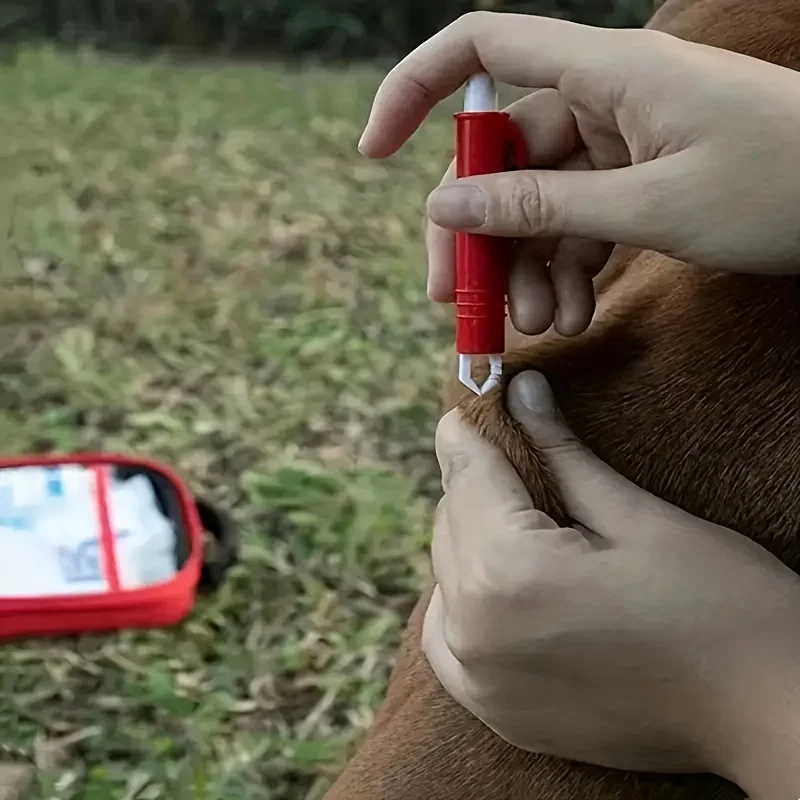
(0, 452, 238, 641)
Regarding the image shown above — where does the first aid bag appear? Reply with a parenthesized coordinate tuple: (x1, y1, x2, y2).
(0, 452, 238, 640)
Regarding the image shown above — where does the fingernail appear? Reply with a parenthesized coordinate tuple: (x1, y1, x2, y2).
(357, 130, 369, 155)
(509, 371, 558, 419)
(428, 185, 487, 229)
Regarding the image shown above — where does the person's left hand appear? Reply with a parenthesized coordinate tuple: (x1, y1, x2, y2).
(423, 371, 800, 798)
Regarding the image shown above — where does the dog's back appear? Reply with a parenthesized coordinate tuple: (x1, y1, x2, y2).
(323, 1, 800, 798)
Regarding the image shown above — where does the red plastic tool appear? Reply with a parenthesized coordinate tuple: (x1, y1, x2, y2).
(454, 74, 527, 395)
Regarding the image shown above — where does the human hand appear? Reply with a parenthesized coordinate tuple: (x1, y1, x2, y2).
(423, 371, 800, 799)
(359, 12, 800, 335)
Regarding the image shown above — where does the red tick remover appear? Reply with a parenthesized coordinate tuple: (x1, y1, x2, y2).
(454, 73, 527, 395)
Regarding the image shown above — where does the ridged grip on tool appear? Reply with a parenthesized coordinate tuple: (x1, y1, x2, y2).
(454, 111, 527, 356)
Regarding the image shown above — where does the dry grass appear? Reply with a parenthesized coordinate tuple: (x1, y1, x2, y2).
(0, 43, 465, 798)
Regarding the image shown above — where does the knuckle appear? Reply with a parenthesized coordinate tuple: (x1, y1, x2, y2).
(519, 179, 545, 233)
(444, 621, 485, 664)
(461, 668, 504, 709)
(532, 523, 592, 555)
(539, 431, 583, 461)
(553, 525, 589, 549)
(441, 590, 499, 664)
(455, 9, 493, 33)
(614, 28, 673, 71)
(499, 175, 548, 235)
(633, 27, 672, 49)
(445, 450, 471, 490)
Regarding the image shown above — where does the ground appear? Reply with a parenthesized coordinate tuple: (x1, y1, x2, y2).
(0, 44, 463, 799)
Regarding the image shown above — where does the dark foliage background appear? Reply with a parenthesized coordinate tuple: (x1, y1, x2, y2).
(0, 0, 652, 59)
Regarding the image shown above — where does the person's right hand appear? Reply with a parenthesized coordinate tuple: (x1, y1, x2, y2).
(424, 372, 800, 800)
(358, 12, 800, 335)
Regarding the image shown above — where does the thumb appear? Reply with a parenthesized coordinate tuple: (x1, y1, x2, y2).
(426, 155, 688, 246)
(507, 371, 668, 538)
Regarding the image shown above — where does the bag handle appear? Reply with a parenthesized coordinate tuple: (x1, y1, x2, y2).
(193, 498, 239, 593)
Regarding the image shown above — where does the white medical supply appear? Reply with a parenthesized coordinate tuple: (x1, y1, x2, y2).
(0, 465, 179, 598)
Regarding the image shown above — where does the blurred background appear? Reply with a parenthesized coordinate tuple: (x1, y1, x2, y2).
(5, 1, 649, 58)
(0, 1, 649, 799)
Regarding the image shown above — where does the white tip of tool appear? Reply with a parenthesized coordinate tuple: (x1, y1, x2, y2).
(482, 355, 503, 394)
(458, 354, 481, 396)
(458, 354, 503, 396)
(463, 73, 497, 113)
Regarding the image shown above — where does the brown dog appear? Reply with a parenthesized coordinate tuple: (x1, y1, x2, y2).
(322, 0, 800, 798)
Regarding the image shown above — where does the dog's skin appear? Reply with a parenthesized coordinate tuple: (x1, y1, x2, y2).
(322, 1, 800, 797)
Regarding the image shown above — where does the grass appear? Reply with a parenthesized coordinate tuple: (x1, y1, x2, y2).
(0, 43, 467, 799)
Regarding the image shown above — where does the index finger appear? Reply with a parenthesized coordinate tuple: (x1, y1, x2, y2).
(358, 12, 613, 159)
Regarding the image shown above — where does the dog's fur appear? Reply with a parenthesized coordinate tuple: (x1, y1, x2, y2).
(322, 0, 800, 797)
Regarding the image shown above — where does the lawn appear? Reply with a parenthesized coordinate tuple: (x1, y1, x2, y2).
(0, 43, 460, 799)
